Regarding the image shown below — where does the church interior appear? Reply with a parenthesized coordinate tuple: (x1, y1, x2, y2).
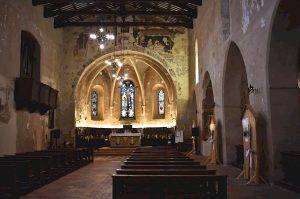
(0, 0, 300, 198)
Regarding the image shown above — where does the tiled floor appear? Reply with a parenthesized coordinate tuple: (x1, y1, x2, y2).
(22, 156, 300, 199)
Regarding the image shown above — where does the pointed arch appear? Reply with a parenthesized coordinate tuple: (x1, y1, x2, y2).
(222, 41, 249, 165)
(74, 50, 177, 128)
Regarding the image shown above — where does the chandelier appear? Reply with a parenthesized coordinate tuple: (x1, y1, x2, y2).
(99, 27, 128, 85)
(89, 27, 115, 50)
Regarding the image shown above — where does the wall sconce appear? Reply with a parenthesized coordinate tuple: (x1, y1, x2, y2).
(248, 84, 258, 94)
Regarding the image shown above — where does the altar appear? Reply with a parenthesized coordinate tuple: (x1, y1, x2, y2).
(110, 132, 141, 147)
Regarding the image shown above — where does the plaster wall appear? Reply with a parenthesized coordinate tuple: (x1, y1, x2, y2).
(0, 0, 63, 155)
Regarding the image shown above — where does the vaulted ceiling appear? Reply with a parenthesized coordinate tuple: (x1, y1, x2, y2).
(32, 0, 202, 28)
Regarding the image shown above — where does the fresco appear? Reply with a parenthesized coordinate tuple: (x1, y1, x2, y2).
(138, 35, 174, 53)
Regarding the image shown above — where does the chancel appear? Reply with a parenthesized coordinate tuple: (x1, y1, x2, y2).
(0, 0, 300, 199)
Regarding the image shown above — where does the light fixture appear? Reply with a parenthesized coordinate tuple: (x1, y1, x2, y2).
(89, 27, 115, 50)
(104, 28, 128, 84)
(99, 44, 105, 50)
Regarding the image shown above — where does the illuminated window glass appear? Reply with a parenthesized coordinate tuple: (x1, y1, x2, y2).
(195, 40, 199, 84)
(158, 90, 165, 115)
(121, 80, 135, 118)
(91, 91, 98, 116)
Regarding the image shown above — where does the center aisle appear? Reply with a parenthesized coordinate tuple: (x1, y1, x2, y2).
(21, 156, 127, 199)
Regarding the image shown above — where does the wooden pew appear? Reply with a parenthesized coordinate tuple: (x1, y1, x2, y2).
(129, 155, 188, 159)
(127, 158, 194, 161)
(29, 151, 70, 175)
(0, 159, 34, 194)
(131, 153, 185, 155)
(113, 174, 227, 199)
(0, 165, 18, 199)
(123, 161, 200, 165)
(116, 169, 216, 175)
(121, 165, 207, 170)
(4, 156, 45, 187)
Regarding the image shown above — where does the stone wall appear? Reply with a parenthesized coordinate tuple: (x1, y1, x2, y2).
(0, 0, 63, 155)
(190, 0, 300, 181)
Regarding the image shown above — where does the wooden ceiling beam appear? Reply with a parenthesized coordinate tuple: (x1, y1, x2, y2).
(54, 21, 193, 28)
(46, 10, 197, 18)
(168, 2, 196, 12)
(139, 2, 194, 22)
(44, 3, 70, 17)
(33, 0, 202, 6)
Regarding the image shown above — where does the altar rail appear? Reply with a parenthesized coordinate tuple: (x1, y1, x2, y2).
(75, 127, 175, 148)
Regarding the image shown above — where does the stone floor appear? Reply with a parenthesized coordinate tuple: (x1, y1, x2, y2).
(21, 156, 300, 199)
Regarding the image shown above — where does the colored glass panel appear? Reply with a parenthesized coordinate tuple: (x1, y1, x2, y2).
(158, 90, 165, 115)
(91, 91, 98, 116)
(121, 80, 135, 118)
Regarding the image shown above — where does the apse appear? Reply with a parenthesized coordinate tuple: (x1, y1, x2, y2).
(75, 51, 177, 129)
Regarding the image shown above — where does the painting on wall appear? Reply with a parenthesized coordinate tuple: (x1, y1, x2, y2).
(138, 35, 174, 53)
(133, 27, 176, 53)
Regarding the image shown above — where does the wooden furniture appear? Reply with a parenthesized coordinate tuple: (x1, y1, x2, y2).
(116, 169, 216, 175)
(113, 175, 227, 199)
(113, 146, 227, 199)
(0, 148, 93, 198)
(121, 165, 207, 170)
(14, 77, 58, 115)
(236, 105, 267, 185)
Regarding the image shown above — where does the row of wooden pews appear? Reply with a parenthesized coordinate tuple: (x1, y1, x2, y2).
(113, 146, 227, 199)
(0, 148, 93, 199)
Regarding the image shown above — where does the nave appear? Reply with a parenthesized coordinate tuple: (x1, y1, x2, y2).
(21, 154, 300, 199)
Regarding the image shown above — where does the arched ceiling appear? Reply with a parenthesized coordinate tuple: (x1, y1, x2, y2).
(32, 0, 202, 28)
(75, 50, 177, 107)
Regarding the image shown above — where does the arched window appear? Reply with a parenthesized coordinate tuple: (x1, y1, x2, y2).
(121, 80, 135, 118)
(195, 40, 199, 84)
(91, 91, 98, 116)
(158, 89, 165, 115)
(20, 31, 40, 81)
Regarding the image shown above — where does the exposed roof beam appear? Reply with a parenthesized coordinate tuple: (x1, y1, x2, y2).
(45, 10, 197, 18)
(54, 21, 193, 28)
(52, 3, 111, 23)
(140, 2, 194, 23)
(168, 2, 196, 12)
(33, 0, 202, 6)
(44, 3, 70, 17)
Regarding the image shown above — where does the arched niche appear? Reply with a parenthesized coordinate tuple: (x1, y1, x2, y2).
(201, 71, 215, 156)
(202, 71, 215, 140)
(75, 50, 177, 128)
(267, 0, 300, 180)
(223, 42, 249, 165)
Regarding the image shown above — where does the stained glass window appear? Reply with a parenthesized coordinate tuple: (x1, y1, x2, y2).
(121, 80, 135, 118)
(158, 90, 165, 115)
(91, 91, 98, 116)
